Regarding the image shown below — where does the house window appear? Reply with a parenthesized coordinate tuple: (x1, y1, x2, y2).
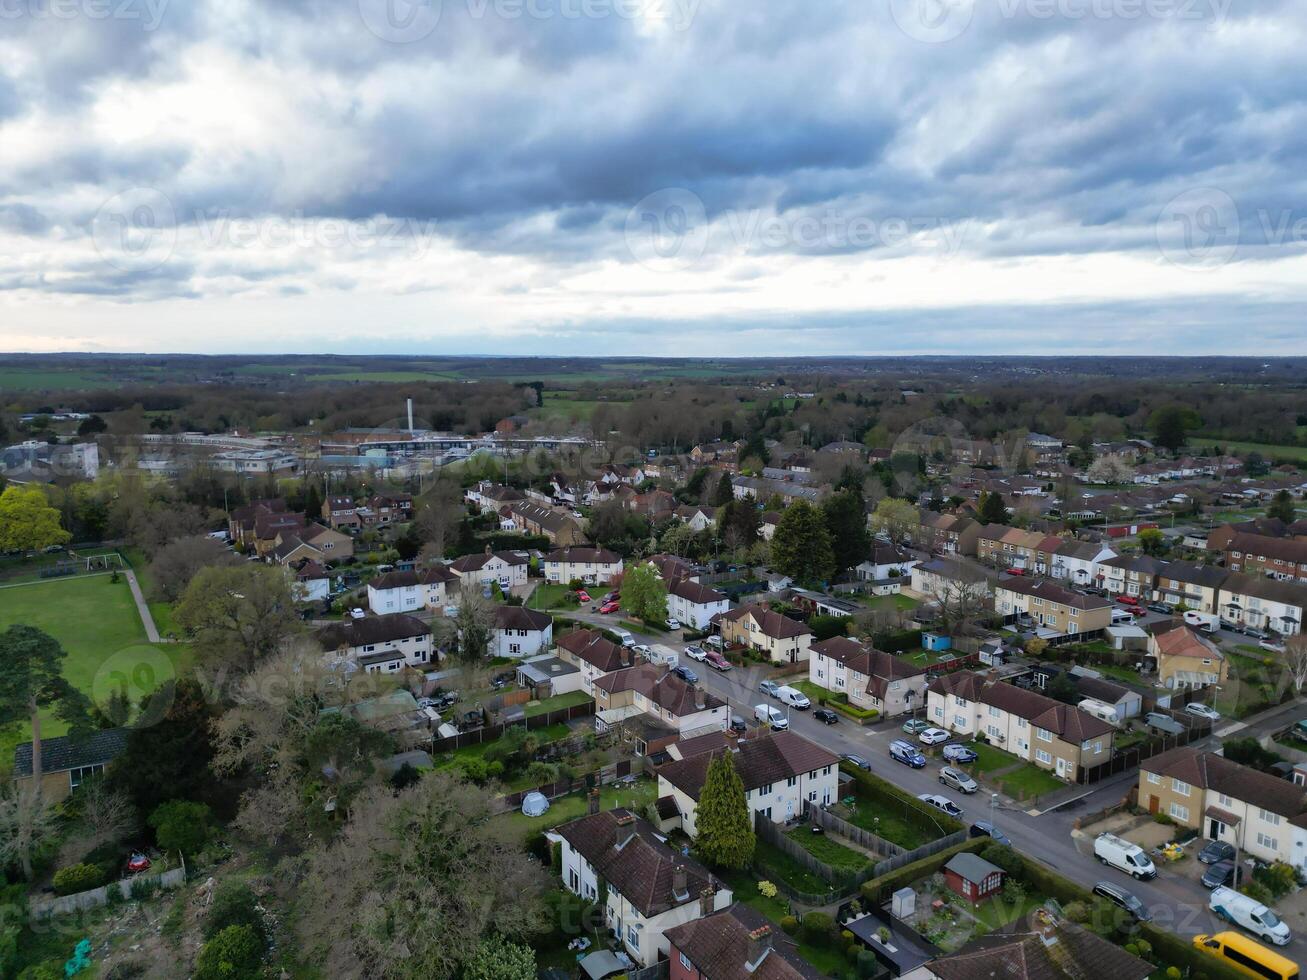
(69, 764, 104, 789)
(1170, 803, 1189, 822)
(569, 869, 579, 891)
(626, 925, 639, 949)
(1036, 728, 1052, 743)
(1256, 833, 1278, 851)
(758, 783, 773, 796)
(953, 715, 967, 728)
(987, 725, 1001, 739)
(988, 706, 1000, 718)
(786, 776, 797, 788)
(1171, 779, 1190, 797)
(1036, 749, 1052, 764)
(679, 953, 692, 971)
(1258, 809, 1281, 826)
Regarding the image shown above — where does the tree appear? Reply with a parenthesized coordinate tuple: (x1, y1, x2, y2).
(0, 785, 59, 880)
(694, 752, 754, 870)
(1137, 528, 1167, 557)
(622, 563, 668, 624)
(1047, 673, 1078, 704)
(924, 575, 992, 638)
(1149, 404, 1201, 454)
(295, 773, 549, 979)
(974, 491, 1009, 526)
(107, 678, 220, 815)
(148, 800, 211, 855)
(1085, 455, 1135, 484)
(148, 535, 240, 602)
(58, 781, 136, 867)
(770, 501, 835, 584)
(1268, 490, 1296, 525)
(870, 497, 918, 544)
(194, 924, 265, 980)
(205, 881, 266, 942)
(0, 486, 70, 552)
(175, 564, 303, 671)
(717, 499, 760, 554)
(712, 472, 734, 506)
(0, 626, 93, 809)
(464, 936, 536, 980)
(439, 589, 495, 665)
(77, 414, 107, 436)
(822, 488, 870, 574)
(1283, 634, 1307, 697)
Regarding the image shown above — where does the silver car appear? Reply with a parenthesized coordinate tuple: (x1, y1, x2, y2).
(939, 766, 978, 794)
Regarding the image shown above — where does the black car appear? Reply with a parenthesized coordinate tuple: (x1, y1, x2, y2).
(729, 714, 748, 734)
(968, 821, 1010, 845)
(1198, 840, 1236, 865)
(1146, 602, 1174, 615)
(814, 708, 839, 725)
(1201, 859, 1242, 889)
(1092, 881, 1152, 922)
(672, 664, 698, 684)
(841, 753, 871, 771)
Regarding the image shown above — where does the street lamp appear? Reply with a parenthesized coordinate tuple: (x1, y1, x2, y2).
(991, 792, 999, 837)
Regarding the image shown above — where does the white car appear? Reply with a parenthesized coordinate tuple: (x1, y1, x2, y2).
(1259, 639, 1286, 653)
(666, 618, 682, 630)
(918, 727, 950, 745)
(684, 645, 708, 662)
(349, 607, 366, 619)
(1184, 703, 1221, 722)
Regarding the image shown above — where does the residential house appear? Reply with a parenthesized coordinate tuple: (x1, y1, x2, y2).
(667, 905, 823, 980)
(626, 489, 677, 518)
(557, 628, 637, 693)
(760, 511, 782, 541)
(465, 481, 525, 514)
(272, 522, 354, 565)
(593, 664, 729, 744)
(926, 672, 1115, 781)
(1146, 621, 1228, 691)
(807, 636, 928, 718)
(322, 495, 360, 529)
(910, 512, 981, 556)
(228, 498, 290, 548)
(915, 919, 1153, 980)
(493, 605, 554, 659)
(713, 605, 812, 665)
(675, 504, 717, 532)
(1138, 747, 1307, 873)
(357, 492, 412, 527)
(315, 614, 434, 672)
(994, 578, 1114, 637)
(448, 548, 530, 590)
(12, 729, 128, 804)
(854, 544, 919, 582)
(657, 731, 839, 834)
(978, 527, 1061, 573)
(515, 655, 584, 698)
(732, 476, 823, 505)
(667, 577, 731, 630)
(506, 501, 588, 546)
(251, 510, 307, 558)
(554, 809, 733, 967)
(1207, 518, 1291, 552)
(542, 546, 624, 586)
(909, 558, 995, 603)
(367, 566, 458, 614)
(1151, 561, 1228, 613)
(1098, 555, 1165, 598)
(942, 853, 1005, 904)
(1048, 540, 1116, 586)
(1217, 572, 1307, 636)
(1225, 533, 1307, 583)
(293, 560, 331, 603)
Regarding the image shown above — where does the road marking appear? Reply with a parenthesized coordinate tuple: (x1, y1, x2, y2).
(1214, 722, 1246, 736)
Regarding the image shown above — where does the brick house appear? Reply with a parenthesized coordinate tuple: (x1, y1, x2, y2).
(667, 905, 822, 980)
(713, 605, 813, 664)
(807, 636, 928, 718)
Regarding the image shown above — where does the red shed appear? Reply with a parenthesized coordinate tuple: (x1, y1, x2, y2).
(942, 852, 1005, 904)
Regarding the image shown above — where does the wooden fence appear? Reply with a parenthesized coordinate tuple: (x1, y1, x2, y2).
(499, 759, 636, 810)
(870, 830, 968, 877)
(1078, 716, 1211, 785)
(801, 802, 903, 860)
(428, 700, 595, 754)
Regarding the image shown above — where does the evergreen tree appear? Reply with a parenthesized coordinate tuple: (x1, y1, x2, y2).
(712, 472, 735, 506)
(822, 488, 870, 573)
(302, 480, 324, 522)
(974, 491, 1009, 526)
(694, 752, 754, 870)
(770, 501, 835, 583)
(1268, 489, 1296, 525)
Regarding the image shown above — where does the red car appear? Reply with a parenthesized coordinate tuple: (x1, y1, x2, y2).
(126, 853, 151, 874)
(599, 600, 620, 615)
(1116, 594, 1139, 606)
(704, 651, 732, 671)
(575, 590, 591, 604)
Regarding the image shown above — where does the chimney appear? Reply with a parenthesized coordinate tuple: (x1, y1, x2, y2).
(587, 788, 601, 815)
(699, 885, 716, 917)
(695, 688, 706, 710)
(671, 865, 689, 902)
(745, 926, 772, 972)
(485, 544, 493, 556)
(407, 397, 414, 434)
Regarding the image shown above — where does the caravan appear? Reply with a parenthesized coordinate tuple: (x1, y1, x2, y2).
(1077, 698, 1123, 728)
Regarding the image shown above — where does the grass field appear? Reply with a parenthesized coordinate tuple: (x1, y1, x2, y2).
(860, 593, 921, 612)
(497, 776, 658, 840)
(522, 690, 593, 718)
(0, 576, 190, 769)
(0, 368, 116, 391)
(785, 825, 869, 871)
(1190, 438, 1307, 462)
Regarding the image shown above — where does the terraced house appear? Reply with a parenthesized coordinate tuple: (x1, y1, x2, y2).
(557, 627, 638, 693)
(994, 578, 1114, 637)
(1224, 532, 1307, 583)
(448, 547, 529, 590)
(1098, 555, 1165, 598)
(1150, 561, 1228, 613)
(366, 565, 458, 614)
(1217, 572, 1307, 636)
(712, 605, 813, 664)
(927, 672, 1115, 781)
(807, 636, 928, 718)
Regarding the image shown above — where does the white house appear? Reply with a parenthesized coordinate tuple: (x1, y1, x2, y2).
(493, 605, 554, 659)
(1048, 540, 1116, 586)
(292, 561, 331, 603)
(541, 546, 624, 586)
(656, 731, 840, 835)
(674, 505, 717, 532)
(314, 614, 434, 673)
(807, 636, 928, 718)
(666, 577, 730, 630)
(855, 544, 920, 582)
(909, 558, 994, 602)
(592, 665, 729, 737)
(367, 566, 457, 614)
(448, 549, 530, 590)
(1218, 572, 1306, 636)
(553, 809, 733, 967)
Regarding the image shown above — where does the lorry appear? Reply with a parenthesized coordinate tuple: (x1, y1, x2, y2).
(1093, 832, 1158, 880)
(1208, 886, 1292, 946)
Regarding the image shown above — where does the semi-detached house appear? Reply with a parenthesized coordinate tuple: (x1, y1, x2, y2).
(666, 577, 731, 630)
(315, 613, 433, 673)
(367, 565, 458, 614)
(492, 605, 553, 659)
(1150, 561, 1228, 614)
(807, 636, 928, 718)
(1217, 572, 1306, 636)
(712, 605, 812, 664)
(542, 546, 624, 585)
(557, 627, 638, 694)
(927, 672, 1114, 781)
(994, 577, 1114, 637)
(448, 548, 529, 589)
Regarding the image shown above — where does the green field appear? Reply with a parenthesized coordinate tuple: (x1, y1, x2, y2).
(0, 576, 190, 771)
(0, 368, 116, 391)
(1190, 438, 1307, 462)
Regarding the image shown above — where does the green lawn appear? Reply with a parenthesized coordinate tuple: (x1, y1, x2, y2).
(753, 840, 832, 895)
(527, 582, 575, 610)
(1092, 663, 1144, 684)
(997, 765, 1065, 800)
(497, 777, 658, 840)
(122, 547, 178, 636)
(785, 826, 870, 872)
(959, 741, 1020, 775)
(433, 722, 571, 770)
(523, 691, 593, 718)
(792, 680, 829, 703)
(0, 576, 190, 772)
(860, 593, 921, 611)
(971, 890, 1048, 931)
(840, 797, 932, 850)
(1189, 438, 1307, 462)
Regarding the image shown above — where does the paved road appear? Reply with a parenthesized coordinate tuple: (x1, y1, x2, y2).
(572, 609, 1307, 961)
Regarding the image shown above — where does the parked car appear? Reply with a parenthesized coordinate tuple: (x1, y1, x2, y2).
(704, 651, 732, 672)
(705, 635, 724, 651)
(1093, 833, 1157, 880)
(1202, 860, 1242, 890)
(917, 793, 964, 818)
(942, 744, 978, 764)
(1209, 886, 1291, 945)
(665, 618, 682, 630)
(1199, 840, 1236, 865)
(612, 629, 636, 647)
(1116, 594, 1139, 606)
(1260, 639, 1286, 653)
(126, 853, 151, 874)
(889, 740, 927, 769)
(918, 727, 950, 745)
(1092, 881, 1152, 923)
(729, 714, 748, 734)
(1243, 627, 1269, 641)
(902, 718, 931, 735)
(1185, 703, 1222, 722)
(672, 664, 698, 684)
(684, 645, 708, 662)
(814, 708, 839, 725)
(841, 753, 871, 771)
(349, 607, 366, 619)
(1147, 602, 1174, 615)
(938, 766, 978, 794)
(969, 821, 1010, 845)
(759, 679, 781, 698)
(755, 703, 788, 731)
(776, 686, 811, 710)
(599, 600, 620, 615)
(575, 590, 591, 603)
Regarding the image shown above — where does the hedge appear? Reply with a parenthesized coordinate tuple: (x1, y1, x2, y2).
(873, 629, 924, 653)
(830, 700, 879, 722)
(860, 838, 985, 904)
(839, 761, 964, 836)
(52, 863, 108, 896)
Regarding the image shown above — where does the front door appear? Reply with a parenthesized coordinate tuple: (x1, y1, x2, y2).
(1209, 819, 1225, 840)
(1148, 795, 1160, 815)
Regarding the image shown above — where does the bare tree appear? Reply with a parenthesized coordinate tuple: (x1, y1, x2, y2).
(1283, 634, 1307, 697)
(148, 534, 239, 602)
(926, 577, 993, 638)
(59, 782, 137, 866)
(0, 786, 59, 879)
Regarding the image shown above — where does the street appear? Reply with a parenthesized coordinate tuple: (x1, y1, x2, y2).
(569, 608, 1307, 963)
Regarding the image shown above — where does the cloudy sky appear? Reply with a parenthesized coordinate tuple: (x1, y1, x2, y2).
(2, 0, 1306, 355)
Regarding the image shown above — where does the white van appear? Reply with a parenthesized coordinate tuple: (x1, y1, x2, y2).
(1209, 886, 1292, 946)
(1111, 608, 1135, 626)
(755, 704, 788, 731)
(775, 686, 811, 710)
(1184, 610, 1219, 633)
(1077, 698, 1122, 728)
(611, 628, 636, 648)
(1094, 833, 1158, 880)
